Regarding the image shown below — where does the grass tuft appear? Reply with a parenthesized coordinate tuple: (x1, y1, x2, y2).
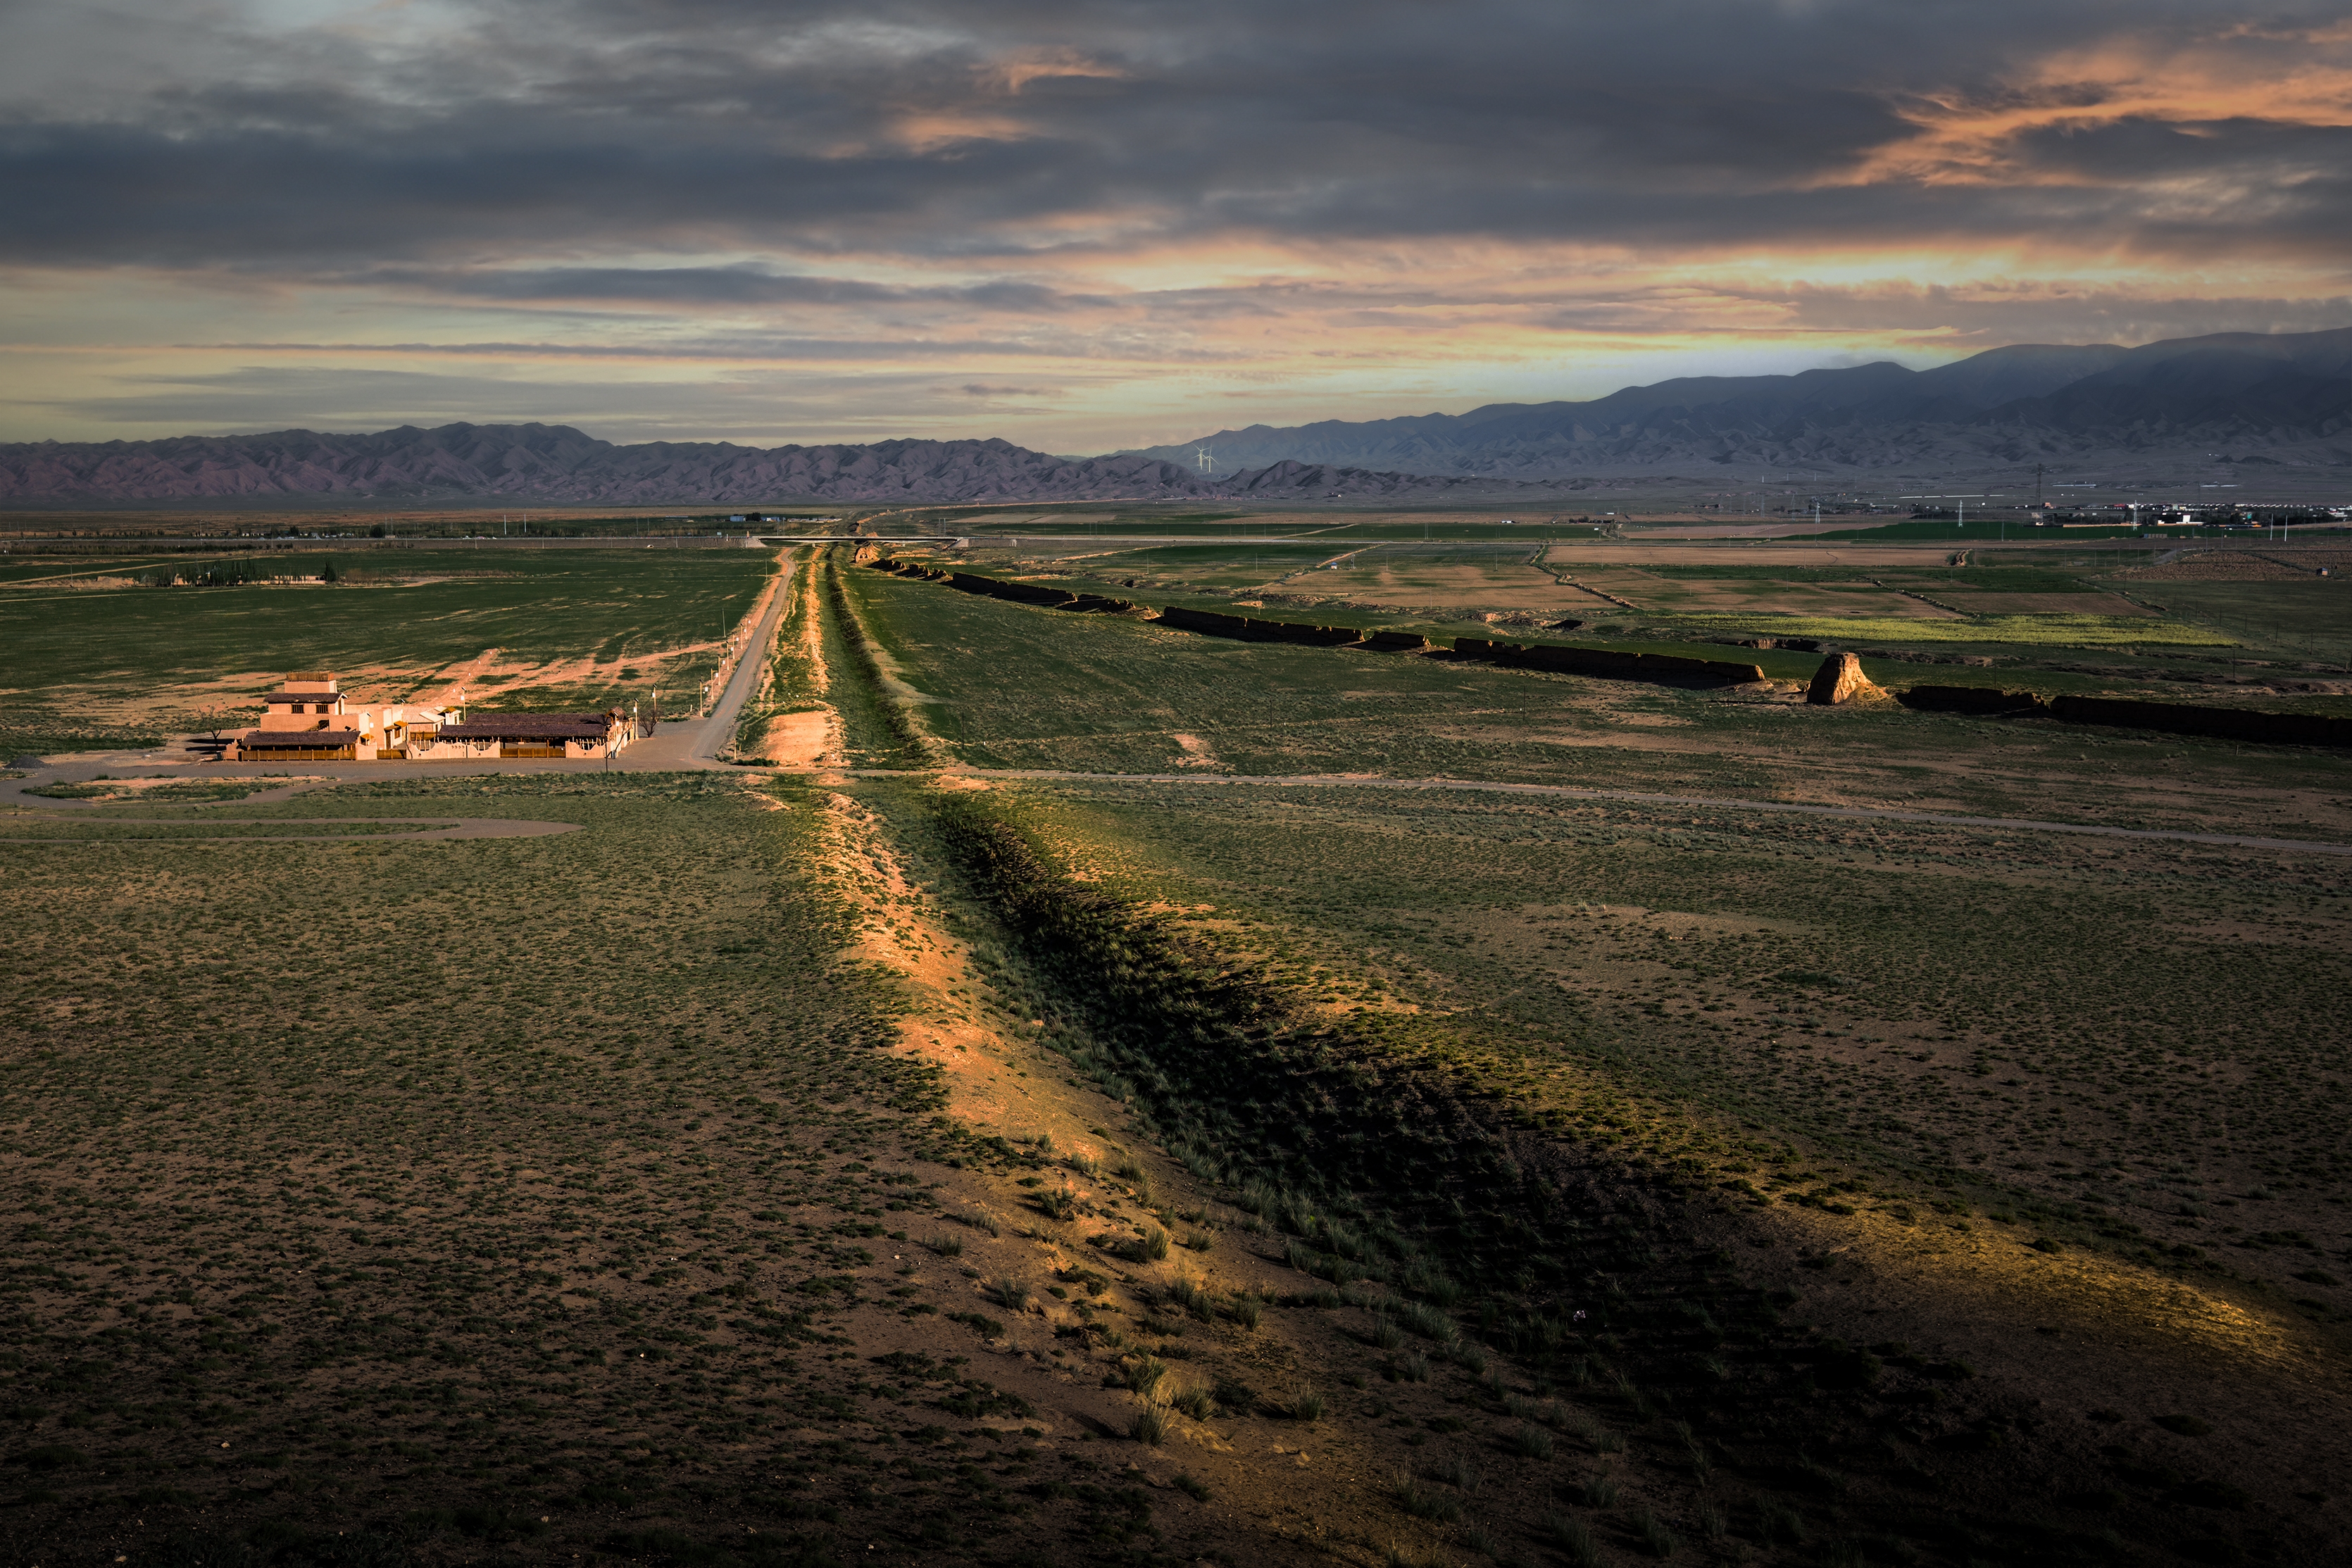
(1274, 1386, 1325, 1422)
(1634, 1510, 1677, 1559)
(1426, 1452, 1481, 1491)
(1544, 1514, 1606, 1568)
(1166, 1272, 1213, 1319)
(1392, 1474, 1462, 1524)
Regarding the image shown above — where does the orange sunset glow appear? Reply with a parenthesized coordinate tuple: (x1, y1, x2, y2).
(0, 1, 2346, 451)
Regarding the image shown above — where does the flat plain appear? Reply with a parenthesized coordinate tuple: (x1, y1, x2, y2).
(5, 515, 2352, 1568)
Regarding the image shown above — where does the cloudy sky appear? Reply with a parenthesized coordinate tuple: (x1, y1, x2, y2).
(3, 0, 2348, 451)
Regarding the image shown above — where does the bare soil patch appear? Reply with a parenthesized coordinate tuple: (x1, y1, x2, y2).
(1302, 560, 1572, 611)
(756, 709, 837, 767)
(1544, 544, 2003, 567)
(1573, 570, 1965, 619)
(1170, 733, 1219, 767)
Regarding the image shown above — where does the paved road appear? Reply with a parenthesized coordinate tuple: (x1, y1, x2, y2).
(855, 767, 2352, 858)
(620, 553, 797, 768)
(696, 553, 797, 763)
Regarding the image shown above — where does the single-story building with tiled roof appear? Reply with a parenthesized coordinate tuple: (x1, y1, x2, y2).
(225, 674, 651, 762)
(410, 710, 637, 760)
(235, 728, 366, 761)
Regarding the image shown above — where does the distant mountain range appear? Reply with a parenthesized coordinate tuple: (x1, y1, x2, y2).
(4, 326, 2346, 505)
(0, 426, 1534, 506)
(1128, 327, 2352, 478)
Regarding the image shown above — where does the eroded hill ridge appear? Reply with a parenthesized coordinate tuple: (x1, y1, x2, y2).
(0, 429, 1520, 505)
(8, 325, 2350, 501)
(1127, 325, 2352, 477)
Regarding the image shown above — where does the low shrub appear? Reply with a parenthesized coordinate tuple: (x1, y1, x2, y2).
(1392, 1475, 1460, 1523)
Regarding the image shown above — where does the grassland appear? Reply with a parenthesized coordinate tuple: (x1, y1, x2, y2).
(0, 773, 966, 1560)
(0, 548, 772, 757)
(975, 777, 2352, 1253)
(806, 563, 2352, 1564)
(8, 514, 2352, 1567)
(1668, 615, 2231, 648)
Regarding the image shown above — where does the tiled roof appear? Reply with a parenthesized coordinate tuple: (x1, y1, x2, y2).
(241, 730, 363, 747)
(433, 713, 610, 739)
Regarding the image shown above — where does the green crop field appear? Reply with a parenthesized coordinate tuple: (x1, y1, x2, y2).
(1668, 613, 2234, 647)
(0, 547, 773, 757)
(1636, 564, 2101, 592)
(2137, 581, 2352, 670)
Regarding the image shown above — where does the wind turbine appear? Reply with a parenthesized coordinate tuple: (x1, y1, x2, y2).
(1195, 445, 1215, 474)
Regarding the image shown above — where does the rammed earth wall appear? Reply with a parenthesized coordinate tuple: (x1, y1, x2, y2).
(2049, 694, 2352, 748)
(1901, 684, 2352, 748)
(1451, 637, 1766, 685)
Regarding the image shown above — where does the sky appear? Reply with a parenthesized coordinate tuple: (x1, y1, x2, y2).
(2, 0, 2348, 453)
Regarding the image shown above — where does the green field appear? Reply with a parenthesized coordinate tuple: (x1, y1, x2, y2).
(0, 548, 773, 755)
(2139, 580, 2352, 670)
(1637, 563, 2098, 592)
(1670, 613, 2234, 647)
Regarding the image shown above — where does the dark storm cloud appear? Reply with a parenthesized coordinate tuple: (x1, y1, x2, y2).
(354, 265, 1096, 311)
(6, 0, 2348, 281)
(1999, 115, 2352, 183)
(15, 363, 1022, 441)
